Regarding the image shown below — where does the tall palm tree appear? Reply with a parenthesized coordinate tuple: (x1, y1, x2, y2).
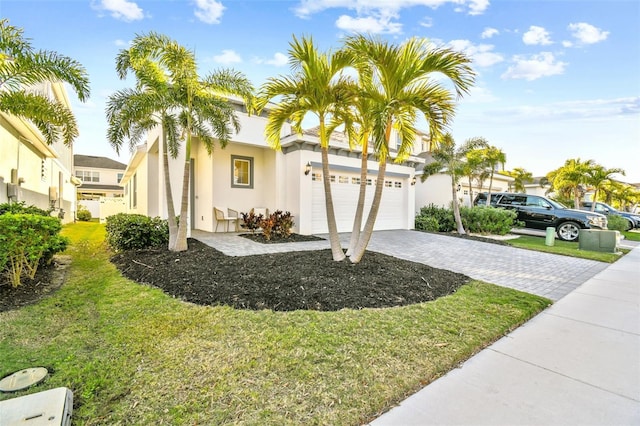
(0, 19, 89, 145)
(479, 145, 506, 206)
(422, 134, 488, 234)
(505, 167, 534, 193)
(343, 35, 475, 263)
(106, 32, 253, 252)
(584, 164, 625, 211)
(547, 158, 594, 208)
(258, 35, 356, 261)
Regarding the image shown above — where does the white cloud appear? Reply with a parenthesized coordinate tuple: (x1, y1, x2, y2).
(266, 52, 289, 67)
(419, 17, 433, 28)
(336, 14, 402, 34)
(481, 27, 499, 39)
(501, 52, 567, 81)
(522, 25, 552, 45)
(562, 40, 573, 48)
(568, 22, 609, 45)
(93, 0, 144, 22)
(114, 39, 129, 47)
(293, 1, 489, 19)
(213, 49, 242, 64)
(448, 39, 504, 68)
(193, 0, 225, 24)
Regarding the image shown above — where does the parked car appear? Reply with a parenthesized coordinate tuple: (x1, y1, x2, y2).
(579, 201, 640, 230)
(473, 192, 608, 242)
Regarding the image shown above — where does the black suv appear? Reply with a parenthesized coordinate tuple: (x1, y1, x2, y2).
(474, 192, 608, 242)
(579, 201, 640, 230)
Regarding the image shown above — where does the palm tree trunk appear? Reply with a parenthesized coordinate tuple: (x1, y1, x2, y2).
(162, 128, 178, 250)
(350, 160, 386, 263)
(486, 170, 494, 206)
(321, 145, 345, 261)
(173, 133, 191, 252)
(346, 137, 369, 256)
(452, 178, 465, 234)
(467, 176, 474, 206)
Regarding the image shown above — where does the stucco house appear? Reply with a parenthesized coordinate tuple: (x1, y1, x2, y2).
(415, 164, 515, 210)
(74, 154, 127, 200)
(120, 99, 427, 235)
(0, 82, 79, 222)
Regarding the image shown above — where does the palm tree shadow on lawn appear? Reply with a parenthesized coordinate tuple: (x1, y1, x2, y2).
(109, 238, 471, 312)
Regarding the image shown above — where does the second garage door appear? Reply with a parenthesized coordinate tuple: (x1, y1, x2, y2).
(311, 170, 408, 234)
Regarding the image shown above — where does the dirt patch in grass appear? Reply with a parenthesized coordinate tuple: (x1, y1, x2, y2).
(110, 238, 471, 312)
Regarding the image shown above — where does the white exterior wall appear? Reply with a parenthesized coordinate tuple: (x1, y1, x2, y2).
(0, 90, 77, 223)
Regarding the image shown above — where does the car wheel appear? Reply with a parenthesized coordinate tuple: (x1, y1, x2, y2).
(624, 219, 633, 231)
(557, 221, 581, 242)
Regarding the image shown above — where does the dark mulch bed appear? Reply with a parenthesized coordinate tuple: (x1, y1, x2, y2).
(0, 256, 71, 313)
(111, 238, 471, 312)
(239, 233, 324, 244)
(1, 232, 507, 313)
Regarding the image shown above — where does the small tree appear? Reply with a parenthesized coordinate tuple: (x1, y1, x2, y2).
(422, 134, 488, 235)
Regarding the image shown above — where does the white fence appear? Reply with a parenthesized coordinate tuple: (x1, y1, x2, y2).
(79, 197, 126, 222)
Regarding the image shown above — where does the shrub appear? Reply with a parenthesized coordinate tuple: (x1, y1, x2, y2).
(415, 204, 519, 235)
(240, 211, 264, 234)
(254, 210, 295, 240)
(0, 201, 51, 217)
(105, 213, 168, 251)
(415, 204, 455, 232)
(271, 210, 294, 238)
(461, 206, 519, 235)
(77, 206, 92, 221)
(0, 213, 69, 287)
(606, 215, 629, 232)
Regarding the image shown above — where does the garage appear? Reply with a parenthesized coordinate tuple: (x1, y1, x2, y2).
(311, 167, 410, 234)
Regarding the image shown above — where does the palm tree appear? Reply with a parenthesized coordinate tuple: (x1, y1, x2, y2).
(422, 134, 488, 234)
(463, 145, 489, 205)
(505, 167, 534, 193)
(258, 35, 356, 261)
(479, 145, 506, 206)
(343, 34, 475, 263)
(0, 19, 89, 145)
(106, 32, 253, 252)
(584, 164, 625, 211)
(547, 158, 594, 208)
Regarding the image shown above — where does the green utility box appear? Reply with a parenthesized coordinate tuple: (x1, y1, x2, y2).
(578, 229, 620, 253)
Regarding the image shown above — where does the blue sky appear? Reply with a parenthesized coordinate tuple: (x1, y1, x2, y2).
(3, 0, 639, 182)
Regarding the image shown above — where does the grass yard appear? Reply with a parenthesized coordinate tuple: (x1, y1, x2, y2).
(0, 222, 550, 425)
(507, 235, 629, 262)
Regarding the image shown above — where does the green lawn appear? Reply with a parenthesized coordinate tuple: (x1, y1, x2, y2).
(507, 234, 629, 262)
(0, 222, 550, 425)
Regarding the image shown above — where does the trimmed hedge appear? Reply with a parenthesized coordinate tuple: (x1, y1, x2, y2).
(415, 204, 519, 235)
(105, 213, 169, 251)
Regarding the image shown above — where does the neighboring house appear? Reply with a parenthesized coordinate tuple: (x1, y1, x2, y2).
(120, 98, 425, 235)
(74, 154, 127, 200)
(523, 177, 551, 197)
(74, 154, 127, 221)
(415, 164, 514, 210)
(0, 82, 79, 222)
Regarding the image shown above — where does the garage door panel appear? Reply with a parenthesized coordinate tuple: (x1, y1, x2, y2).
(311, 172, 407, 234)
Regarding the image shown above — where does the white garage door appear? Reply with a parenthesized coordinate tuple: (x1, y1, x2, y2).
(311, 171, 408, 234)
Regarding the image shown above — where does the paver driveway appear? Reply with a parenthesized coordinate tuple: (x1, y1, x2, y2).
(192, 229, 610, 301)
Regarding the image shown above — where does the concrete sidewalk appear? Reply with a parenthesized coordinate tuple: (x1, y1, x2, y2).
(370, 245, 640, 425)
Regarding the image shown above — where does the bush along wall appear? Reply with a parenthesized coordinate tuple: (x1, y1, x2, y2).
(0, 212, 69, 287)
